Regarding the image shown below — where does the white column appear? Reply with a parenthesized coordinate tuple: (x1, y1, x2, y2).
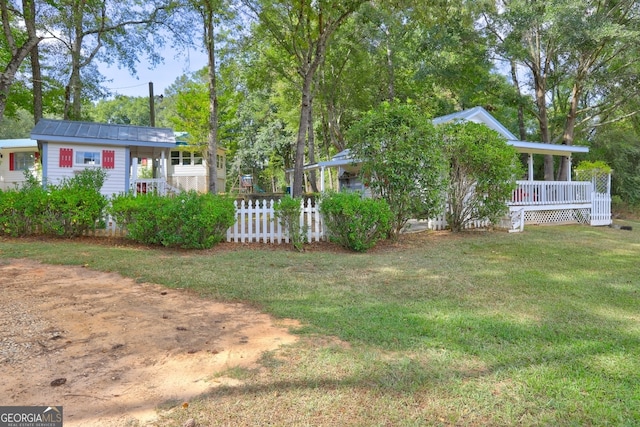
(528, 154, 534, 181)
(160, 150, 167, 179)
(132, 157, 138, 181)
(567, 156, 572, 182)
(320, 166, 325, 192)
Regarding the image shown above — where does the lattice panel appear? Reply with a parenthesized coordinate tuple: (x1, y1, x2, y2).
(524, 209, 590, 225)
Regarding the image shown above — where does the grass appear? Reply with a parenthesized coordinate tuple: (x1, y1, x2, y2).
(1, 223, 639, 426)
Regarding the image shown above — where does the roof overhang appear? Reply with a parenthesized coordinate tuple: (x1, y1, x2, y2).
(0, 139, 38, 149)
(508, 140, 589, 156)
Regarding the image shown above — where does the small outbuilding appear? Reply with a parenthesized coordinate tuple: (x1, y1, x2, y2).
(31, 119, 177, 197)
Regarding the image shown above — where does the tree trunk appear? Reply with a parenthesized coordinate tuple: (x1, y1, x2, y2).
(31, 46, 42, 124)
(307, 99, 319, 193)
(0, 0, 41, 122)
(383, 25, 395, 101)
(205, 6, 218, 194)
(556, 81, 581, 181)
(292, 73, 313, 198)
(510, 60, 526, 141)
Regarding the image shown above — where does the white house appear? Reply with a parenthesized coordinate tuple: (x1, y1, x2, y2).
(167, 132, 226, 193)
(31, 119, 177, 197)
(0, 138, 40, 190)
(298, 107, 611, 231)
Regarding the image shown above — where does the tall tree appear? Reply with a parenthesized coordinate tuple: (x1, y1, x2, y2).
(485, 0, 640, 180)
(41, 0, 171, 120)
(0, 0, 41, 122)
(243, 0, 368, 197)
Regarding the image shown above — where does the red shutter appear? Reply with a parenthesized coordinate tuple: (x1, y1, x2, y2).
(59, 148, 73, 167)
(102, 150, 115, 169)
(9, 153, 14, 171)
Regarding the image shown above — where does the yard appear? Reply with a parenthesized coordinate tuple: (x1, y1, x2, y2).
(1, 221, 639, 426)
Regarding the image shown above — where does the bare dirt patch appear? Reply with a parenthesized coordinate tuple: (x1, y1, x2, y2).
(0, 259, 299, 426)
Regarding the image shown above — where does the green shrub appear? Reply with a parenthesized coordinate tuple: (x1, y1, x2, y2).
(108, 193, 167, 245)
(0, 169, 107, 238)
(273, 195, 306, 251)
(320, 191, 392, 252)
(41, 168, 108, 237)
(108, 191, 236, 249)
(160, 191, 236, 249)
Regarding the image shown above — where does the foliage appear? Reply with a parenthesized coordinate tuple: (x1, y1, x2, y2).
(108, 191, 235, 249)
(587, 121, 640, 205)
(347, 101, 447, 237)
(319, 191, 391, 252)
(439, 121, 522, 232)
(273, 195, 306, 251)
(40, 168, 108, 237)
(0, 172, 46, 236)
(574, 160, 612, 175)
(0, 168, 107, 238)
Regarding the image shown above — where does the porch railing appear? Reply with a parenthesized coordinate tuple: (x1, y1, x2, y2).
(509, 180, 592, 206)
(131, 179, 181, 196)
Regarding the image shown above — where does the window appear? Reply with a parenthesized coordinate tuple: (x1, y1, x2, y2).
(10, 152, 35, 171)
(170, 150, 204, 166)
(216, 154, 224, 169)
(75, 151, 100, 166)
(170, 151, 180, 165)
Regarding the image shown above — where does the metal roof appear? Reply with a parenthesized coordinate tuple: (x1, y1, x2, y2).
(0, 138, 38, 149)
(31, 119, 177, 148)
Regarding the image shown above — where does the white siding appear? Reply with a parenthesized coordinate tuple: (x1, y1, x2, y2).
(46, 143, 127, 197)
(0, 148, 39, 190)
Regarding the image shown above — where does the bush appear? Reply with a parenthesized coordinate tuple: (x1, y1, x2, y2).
(273, 195, 306, 251)
(320, 191, 392, 252)
(439, 122, 522, 232)
(0, 169, 107, 238)
(108, 191, 236, 249)
(41, 168, 108, 237)
(160, 191, 236, 249)
(347, 101, 447, 237)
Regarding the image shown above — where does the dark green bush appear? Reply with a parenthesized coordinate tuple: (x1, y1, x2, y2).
(108, 191, 236, 249)
(319, 191, 392, 252)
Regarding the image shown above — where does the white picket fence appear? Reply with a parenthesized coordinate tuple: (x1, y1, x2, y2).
(226, 199, 325, 243)
(89, 198, 494, 241)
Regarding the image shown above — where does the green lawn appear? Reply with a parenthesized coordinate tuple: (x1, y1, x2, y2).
(1, 223, 639, 426)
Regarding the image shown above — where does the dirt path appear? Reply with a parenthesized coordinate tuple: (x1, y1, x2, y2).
(0, 259, 298, 426)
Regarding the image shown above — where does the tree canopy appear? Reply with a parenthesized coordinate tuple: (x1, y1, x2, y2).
(1, 0, 639, 203)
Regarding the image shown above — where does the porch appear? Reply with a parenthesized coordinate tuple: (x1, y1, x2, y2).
(507, 177, 611, 231)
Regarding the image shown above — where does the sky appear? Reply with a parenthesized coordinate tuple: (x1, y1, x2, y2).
(98, 46, 208, 98)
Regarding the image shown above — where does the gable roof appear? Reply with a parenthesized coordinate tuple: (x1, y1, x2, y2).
(432, 106, 519, 141)
(31, 119, 176, 148)
(433, 106, 588, 156)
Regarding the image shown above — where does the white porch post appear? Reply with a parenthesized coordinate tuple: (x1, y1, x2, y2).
(132, 157, 138, 181)
(566, 156, 572, 182)
(320, 166, 325, 192)
(528, 154, 534, 181)
(160, 150, 167, 179)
